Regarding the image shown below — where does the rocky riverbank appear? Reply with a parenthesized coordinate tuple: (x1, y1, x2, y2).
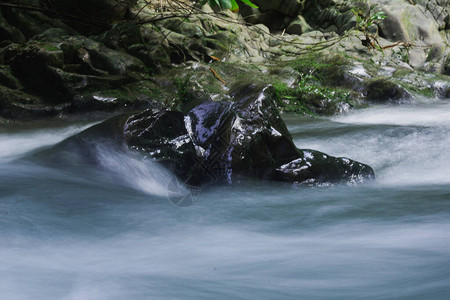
(0, 0, 449, 122)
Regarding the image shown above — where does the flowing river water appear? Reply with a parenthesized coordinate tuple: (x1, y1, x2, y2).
(0, 100, 449, 299)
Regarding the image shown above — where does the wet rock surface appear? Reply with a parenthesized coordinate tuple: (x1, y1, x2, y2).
(55, 85, 374, 186)
(363, 78, 412, 104)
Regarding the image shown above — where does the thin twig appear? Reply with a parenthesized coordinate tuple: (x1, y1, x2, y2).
(209, 66, 226, 84)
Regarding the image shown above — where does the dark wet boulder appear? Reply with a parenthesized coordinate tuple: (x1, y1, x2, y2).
(363, 78, 412, 104)
(51, 0, 137, 34)
(0, 0, 74, 40)
(273, 150, 374, 185)
(121, 86, 302, 185)
(62, 84, 374, 186)
(124, 108, 200, 183)
(0, 65, 22, 90)
(224, 85, 303, 181)
(4, 36, 146, 111)
(0, 84, 69, 119)
(0, 9, 26, 44)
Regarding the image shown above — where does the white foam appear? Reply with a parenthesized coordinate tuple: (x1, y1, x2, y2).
(94, 145, 183, 197)
(293, 102, 450, 186)
(333, 102, 450, 127)
(0, 123, 97, 162)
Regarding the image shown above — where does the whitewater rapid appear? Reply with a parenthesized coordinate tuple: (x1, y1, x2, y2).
(1, 100, 449, 299)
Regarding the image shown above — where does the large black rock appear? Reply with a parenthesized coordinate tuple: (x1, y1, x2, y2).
(53, 85, 375, 186)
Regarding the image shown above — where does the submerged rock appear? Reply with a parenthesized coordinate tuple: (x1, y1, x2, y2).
(57, 85, 374, 186)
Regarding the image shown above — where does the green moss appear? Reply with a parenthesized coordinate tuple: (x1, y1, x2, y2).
(0, 65, 14, 76)
(409, 86, 435, 98)
(290, 54, 348, 87)
(392, 69, 412, 78)
(391, 69, 449, 98)
(84, 80, 167, 105)
(402, 11, 412, 34)
(125, 81, 165, 100)
(203, 38, 228, 52)
(270, 81, 295, 102)
(343, 52, 367, 64)
(41, 44, 60, 52)
(268, 78, 354, 116)
(94, 89, 123, 98)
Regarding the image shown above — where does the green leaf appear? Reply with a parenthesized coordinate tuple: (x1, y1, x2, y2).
(240, 0, 258, 8)
(230, 0, 239, 11)
(219, 0, 232, 10)
(209, 0, 220, 8)
(208, 0, 258, 10)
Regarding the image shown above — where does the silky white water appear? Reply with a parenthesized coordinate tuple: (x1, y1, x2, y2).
(0, 101, 449, 299)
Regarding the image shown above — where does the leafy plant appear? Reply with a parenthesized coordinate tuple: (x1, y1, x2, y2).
(199, 0, 258, 11)
(399, 49, 410, 63)
(352, 3, 387, 50)
(297, 72, 350, 103)
(352, 6, 387, 32)
(269, 71, 352, 116)
(174, 75, 192, 101)
(292, 55, 347, 87)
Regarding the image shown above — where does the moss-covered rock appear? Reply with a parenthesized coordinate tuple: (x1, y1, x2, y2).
(9, 43, 68, 102)
(5, 36, 146, 103)
(303, 0, 357, 34)
(0, 85, 66, 119)
(256, 0, 305, 17)
(70, 80, 161, 113)
(51, 0, 136, 34)
(95, 23, 142, 50)
(0, 65, 22, 90)
(0, 9, 26, 44)
(0, 0, 76, 39)
(291, 54, 350, 87)
(363, 78, 412, 103)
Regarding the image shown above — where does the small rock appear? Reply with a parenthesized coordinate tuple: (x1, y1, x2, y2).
(286, 16, 311, 35)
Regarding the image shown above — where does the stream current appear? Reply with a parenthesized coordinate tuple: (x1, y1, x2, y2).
(0, 100, 449, 299)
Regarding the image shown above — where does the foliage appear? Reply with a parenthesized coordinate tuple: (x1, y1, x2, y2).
(352, 5, 387, 33)
(199, 0, 258, 11)
(351, 3, 387, 50)
(291, 55, 347, 87)
(297, 72, 351, 111)
(269, 82, 315, 115)
(270, 53, 358, 115)
(174, 75, 192, 103)
(269, 72, 352, 116)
